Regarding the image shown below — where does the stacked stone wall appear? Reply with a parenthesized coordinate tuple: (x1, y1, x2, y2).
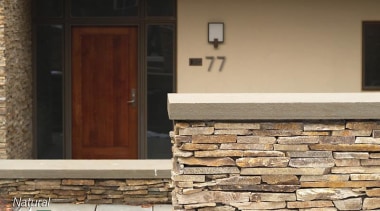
(0, 178, 172, 205)
(172, 120, 380, 210)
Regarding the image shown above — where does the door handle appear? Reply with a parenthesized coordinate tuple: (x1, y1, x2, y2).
(128, 88, 136, 105)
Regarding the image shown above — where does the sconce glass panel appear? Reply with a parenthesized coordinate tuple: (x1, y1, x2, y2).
(208, 22, 224, 43)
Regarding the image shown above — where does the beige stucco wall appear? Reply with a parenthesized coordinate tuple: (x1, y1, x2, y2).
(177, 0, 380, 93)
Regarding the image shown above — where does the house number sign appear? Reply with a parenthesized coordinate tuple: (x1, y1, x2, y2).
(206, 56, 226, 72)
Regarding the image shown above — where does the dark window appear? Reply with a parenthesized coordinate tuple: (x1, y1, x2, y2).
(36, 25, 64, 159)
(147, 0, 175, 17)
(71, 0, 139, 17)
(363, 22, 380, 90)
(35, 0, 63, 17)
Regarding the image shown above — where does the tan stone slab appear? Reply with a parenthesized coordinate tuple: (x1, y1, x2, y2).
(237, 136, 276, 144)
(286, 151, 332, 158)
(319, 136, 355, 144)
(304, 122, 345, 131)
(250, 193, 296, 202)
(175, 122, 190, 129)
(260, 122, 304, 130)
(220, 143, 273, 150)
(301, 131, 330, 136)
(261, 175, 299, 185)
(179, 127, 214, 135)
(216, 176, 261, 185)
(178, 157, 235, 167)
(243, 150, 285, 157)
(184, 203, 216, 209)
(210, 184, 300, 192)
(62, 179, 94, 186)
(192, 135, 236, 144)
(180, 143, 218, 151)
(333, 152, 369, 159)
(236, 157, 289, 168)
(350, 174, 380, 181)
(176, 181, 193, 188)
(334, 198, 362, 210)
(172, 146, 193, 158)
(287, 200, 334, 209)
(301, 181, 380, 188)
(300, 175, 349, 182)
(198, 206, 235, 211)
(229, 202, 286, 210)
(241, 168, 330, 175)
(274, 144, 309, 151)
(361, 159, 380, 166)
(356, 137, 380, 144)
(289, 158, 335, 168)
(299, 208, 337, 211)
(194, 150, 243, 157)
(366, 188, 380, 196)
(172, 175, 206, 182)
(177, 191, 250, 204)
(332, 167, 380, 174)
(332, 130, 373, 137)
(214, 122, 260, 129)
(346, 121, 379, 130)
(251, 130, 303, 136)
(296, 188, 364, 201)
(183, 167, 240, 174)
(277, 136, 319, 145)
(363, 198, 380, 210)
(310, 144, 380, 151)
(370, 153, 380, 158)
(374, 130, 380, 138)
(334, 159, 360, 166)
(174, 135, 192, 145)
(214, 129, 251, 135)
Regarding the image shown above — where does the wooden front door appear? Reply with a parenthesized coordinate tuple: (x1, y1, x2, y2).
(72, 26, 138, 159)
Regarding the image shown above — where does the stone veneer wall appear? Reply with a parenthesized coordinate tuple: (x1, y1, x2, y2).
(0, 0, 32, 159)
(172, 120, 380, 211)
(0, 178, 172, 205)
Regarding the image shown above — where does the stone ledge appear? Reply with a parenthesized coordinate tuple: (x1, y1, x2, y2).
(0, 160, 171, 179)
(168, 93, 380, 120)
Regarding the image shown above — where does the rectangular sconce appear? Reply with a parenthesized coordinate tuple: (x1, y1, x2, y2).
(208, 22, 224, 49)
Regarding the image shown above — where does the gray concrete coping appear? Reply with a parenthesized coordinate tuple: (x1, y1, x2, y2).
(168, 93, 380, 120)
(0, 160, 171, 179)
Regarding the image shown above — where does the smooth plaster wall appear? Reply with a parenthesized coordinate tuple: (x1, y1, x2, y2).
(177, 0, 380, 93)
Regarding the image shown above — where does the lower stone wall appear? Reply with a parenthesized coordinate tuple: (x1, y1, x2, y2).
(172, 120, 380, 210)
(0, 178, 172, 205)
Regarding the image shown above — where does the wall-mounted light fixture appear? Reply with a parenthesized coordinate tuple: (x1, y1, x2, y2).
(208, 22, 224, 49)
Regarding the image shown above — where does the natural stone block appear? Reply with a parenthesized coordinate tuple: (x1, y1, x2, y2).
(296, 188, 364, 201)
(216, 176, 261, 185)
(262, 175, 299, 185)
(176, 122, 190, 129)
(289, 158, 335, 168)
(220, 143, 272, 150)
(172, 175, 205, 182)
(298, 208, 337, 211)
(361, 159, 380, 166)
(301, 181, 380, 188)
(172, 146, 193, 157)
(286, 151, 332, 158)
(334, 159, 360, 166)
(214, 129, 251, 135)
(319, 136, 355, 144)
(180, 143, 218, 151)
(117, 185, 147, 191)
(178, 157, 235, 167)
(210, 184, 300, 192)
(301, 131, 330, 136)
(214, 122, 260, 129)
(274, 144, 309, 151)
(310, 144, 380, 151)
(183, 167, 240, 174)
(243, 150, 285, 157)
(176, 181, 193, 188)
(251, 130, 302, 136)
(300, 175, 349, 182)
(177, 191, 250, 204)
(192, 135, 236, 144)
(355, 137, 380, 144)
(174, 135, 192, 145)
(229, 202, 286, 210)
(350, 174, 380, 181)
(237, 136, 276, 144)
(287, 200, 334, 209)
(374, 130, 380, 138)
(334, 198, 362, 210)
(198, 206, 235, 211)
(370, 153, 380, 158)
(304, 122, 345, 131)
(250, 193, 296, 202)
(260, 122, 303, 130)
(333, 152, 369, 159)
(62, 179, 94, 186)
(194, 150, 243, 157)
(182, 188, 203, 195)
(206, 174, 228, 180)
(332, 167, 380, 174)
(241, 168, 330, 175)
(184, 202, 216, 209)
(346, 121, 379, 130)
(236, 157, 289, 167)
(179, 127, 214, 135)
(332, 130, 372, 137)
(363, 198, 380, 210)
(277, 136, 319, 145)
(366, 188, 380, 196)
(35, 180, 61, 189)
